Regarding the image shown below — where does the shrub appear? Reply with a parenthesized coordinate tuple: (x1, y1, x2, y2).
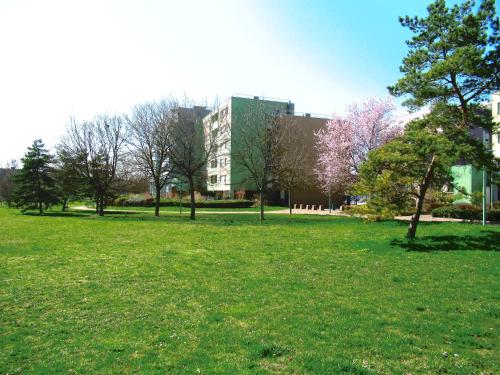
(114, 198, 254, 209)
(432, 205, 500, 222)
(113, 196, 128, 206)
(423, 189, 454, 212)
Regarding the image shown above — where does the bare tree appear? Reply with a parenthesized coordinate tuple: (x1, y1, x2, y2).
(55, 148, 88, 212)
(273, 116, 310, 214)
(167, 100, 216, 220)
(58, 115, 125, 216)
(126, 99, 175, 216)
(0, 160, 18, 208)
(232, 104, 285, 220)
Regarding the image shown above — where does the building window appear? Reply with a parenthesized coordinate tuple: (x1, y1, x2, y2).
(497, 102, 500, 115)
(211, 159, 217, 168)
(220, 175, 226, 184)
(210, 175, 217, 184)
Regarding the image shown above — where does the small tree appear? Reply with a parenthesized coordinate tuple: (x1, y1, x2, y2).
(232, 104, 285, 220)
(126, 99, 175, 216)
(314, 98, 399, 206)
(12, 140, 59, 214)
(0, 160, 18, 208)
(167, 101, 215, 220)
(55, 148, 88, 212)
(355, 104, 493, 239)
(58, 115, 125, 216)
(273, 116, 310, 214)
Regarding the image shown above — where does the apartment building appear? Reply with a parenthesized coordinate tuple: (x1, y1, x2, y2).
(203, 95, 329, 205)
(203, 96, 292, 197)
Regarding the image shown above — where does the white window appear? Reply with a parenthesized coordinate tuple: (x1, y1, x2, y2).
(210, 175, 217, 184)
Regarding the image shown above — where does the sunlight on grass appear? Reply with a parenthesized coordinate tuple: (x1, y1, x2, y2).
(0, 207, 498, 374)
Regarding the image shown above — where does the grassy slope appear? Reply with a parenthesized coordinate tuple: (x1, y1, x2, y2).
(0, 207, 498, 374)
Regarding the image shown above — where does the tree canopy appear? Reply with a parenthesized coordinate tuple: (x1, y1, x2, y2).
(12, 140, 59, 213)
(389, 0, 499, 121)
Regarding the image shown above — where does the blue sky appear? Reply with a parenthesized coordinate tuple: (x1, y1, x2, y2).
(0, 0, 496, 161)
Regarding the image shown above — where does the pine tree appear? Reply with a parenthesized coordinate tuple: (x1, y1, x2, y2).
(388, 0, 499, 121)
(12, 139, 59, 214)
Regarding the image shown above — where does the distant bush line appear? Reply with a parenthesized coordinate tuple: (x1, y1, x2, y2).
(112, 197, 254, 209)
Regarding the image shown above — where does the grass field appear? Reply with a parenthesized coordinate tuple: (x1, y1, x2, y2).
(1, 207, 499, 374)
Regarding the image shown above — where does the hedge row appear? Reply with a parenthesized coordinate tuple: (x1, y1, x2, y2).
(432, 204, 500, 221)
(113, 197, 254, 209)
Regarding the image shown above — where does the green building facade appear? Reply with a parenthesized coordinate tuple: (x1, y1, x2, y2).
(451, 93, 500, 205)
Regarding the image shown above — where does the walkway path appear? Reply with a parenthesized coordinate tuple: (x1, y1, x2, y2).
(71, 206, 496, 224)
(71, 206, 347, 216)
(395, 214, 499, 225)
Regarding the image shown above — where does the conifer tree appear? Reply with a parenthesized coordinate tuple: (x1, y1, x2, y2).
(13, 139, 59, 214)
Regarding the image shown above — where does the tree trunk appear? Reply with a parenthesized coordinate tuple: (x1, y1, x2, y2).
(188, 176, 195, 220)
(62, 198, 68, 212)
(95, 194, 99, 214)
(288, 189, 292, 215)
(98, 195, 104, 216)
(259, 191, 264, 221)
(407, 156, 436, 239)
(39, 201, 43, 215)
(154, 182, 161, 217)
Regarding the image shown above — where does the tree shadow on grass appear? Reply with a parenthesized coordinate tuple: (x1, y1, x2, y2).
(391, 231, 500, 252)
(393, 219, 444, 226)
(23, 211, 93, 218)
(20, 208, 363, 227)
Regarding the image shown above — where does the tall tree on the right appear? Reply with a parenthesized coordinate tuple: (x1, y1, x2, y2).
(389, 0, 499, 122)
(366, 0, 500, 239)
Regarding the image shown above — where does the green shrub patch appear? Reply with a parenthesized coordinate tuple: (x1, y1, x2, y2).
(432, 204, 500, 222)
(113, 197, 254, 209)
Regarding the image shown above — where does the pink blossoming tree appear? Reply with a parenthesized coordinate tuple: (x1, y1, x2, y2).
(314, 97, 400, 208)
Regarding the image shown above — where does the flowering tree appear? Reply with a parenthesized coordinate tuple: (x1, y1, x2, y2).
(314, 97, 399, 206)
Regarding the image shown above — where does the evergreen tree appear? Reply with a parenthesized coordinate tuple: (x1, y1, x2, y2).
(358, 0, 499, 239)
(356, 104, 493, 239)
(388, 0, 499, 121)
(12, 139, 59, 214)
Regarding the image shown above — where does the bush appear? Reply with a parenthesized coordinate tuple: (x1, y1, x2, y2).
(114, 198, 254, 209)
(432, 205, 500, 222)
(112, 196, 128, 206)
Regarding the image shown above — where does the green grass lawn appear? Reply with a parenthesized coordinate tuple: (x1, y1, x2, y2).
(0, 207, 499, 374)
